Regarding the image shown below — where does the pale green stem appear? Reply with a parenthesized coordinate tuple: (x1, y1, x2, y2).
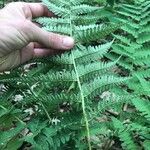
(69, 5, 92, 150)
(71, 52, 92, 150)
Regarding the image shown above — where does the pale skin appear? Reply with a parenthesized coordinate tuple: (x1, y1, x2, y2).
(0, 2, 74, 72)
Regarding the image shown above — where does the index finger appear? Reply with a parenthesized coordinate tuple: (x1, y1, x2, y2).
(26, 3, 55, 18)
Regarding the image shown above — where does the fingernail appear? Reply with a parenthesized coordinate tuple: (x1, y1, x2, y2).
(63, 37, 74, 48)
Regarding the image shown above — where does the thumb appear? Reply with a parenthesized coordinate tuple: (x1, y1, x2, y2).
(25, 21, 74, 50)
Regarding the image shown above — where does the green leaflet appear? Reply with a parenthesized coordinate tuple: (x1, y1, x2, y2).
(132, 98, 150, 121)
(0, 123, 25, 149)
(112, 117, 138, 150)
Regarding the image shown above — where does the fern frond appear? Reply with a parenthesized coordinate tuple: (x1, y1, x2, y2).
(71, 5, 99, 15)
(70, 0, 84, 5)
(106, 53, 133, 70)
(43, 25, 71, 35)
(128, 122, 150, 136)
(121, 24, 138, 38)
(82, 76, 128, 98)
(36, 17, 70, 26)
(0, 71, 77, 84)
(74, 42, 113, 64)
(0, 123, 25, 149)
(140, 24, 150, 33)
(133, 69, 150, 78)
(98, 95, 131, 112)
(112, 117, 138, 150)
(74, 14, 103, 25)
(143, 140, 150, 150)
(121, 4, 141, 11)
(140, 16, 150, 26)
(48, 0, 70, 7)
(142, 3, 150, 12)
(132, 98, 150, 121)
(23, 92, 79, 106)
(140, 0, 150, 7)
(48, 42, 113, 66)
(42, 0, 69, 18)
(112, 44, 134, 59)
(137, 32, 150, 44)
(116, 10, 140, 21)
(113, 34, 131, 45)
(75, 24, 119, 43)
(120, 5, 141, 15)
(141, 9, 150, 19)
(134, 47, 150, 59)
(78, 61, 117, 81)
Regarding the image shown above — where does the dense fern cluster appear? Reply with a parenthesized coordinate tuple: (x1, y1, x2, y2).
(105, 1, 150, 103)
(105, 0, 150, 149)
(0, 0, 150, 150)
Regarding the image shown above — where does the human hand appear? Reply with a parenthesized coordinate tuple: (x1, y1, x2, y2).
(0, 2, 74, 72)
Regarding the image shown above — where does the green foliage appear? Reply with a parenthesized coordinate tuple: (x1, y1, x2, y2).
(106, 0, 150, 94)
(104, 1, 150, 149)
(0, 0, 4, 8)
(0, 0, 150, 150)
(87, 0, 134, 6)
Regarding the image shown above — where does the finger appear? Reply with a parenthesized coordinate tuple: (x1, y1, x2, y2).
(20, 43, 63, 64)
(25, 21, 74, 50)
(33, 48, 63, 58)
(33, 42, 45, 48)
(20, 43, 34, 64)
(26, 3, 55, 18)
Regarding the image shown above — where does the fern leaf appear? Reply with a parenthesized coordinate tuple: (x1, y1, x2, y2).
(132, 98, 150, 121)
(78, 61, 117, 81)
(140, 24, 150, 33)
(70, 0, 84, 5)
(134, 47, 150, 59)
(74, 14, 103, 25)
(112, 117, 138, 150)
(120, 5, 141, 15)
(113, 34, 131, 45)
(140, 1, 150, 7)
(112, 44, 135, 59)
(71, 5, 99, 15)
(0, 123, 25, 148)
(75, 24, 119, 43)
(74, 42, 113, 64)
(50, 42, 112, 66)
(105, 53, 133, 70)
(36, 17, 70, 26)
(42, 0, 70, 18)
(43, 25, 71, 35)
(98, 94, 131, 112)
(121, 4, 141, 11)
(24, 93, 79, 106)
(48, 0, 70, 7)
(121, 24, 138, 38)
(82, 76, 128, 98)
(133, 69, 150, 79)
(137, 32, 150, 44)
(116, 10, 140, 21)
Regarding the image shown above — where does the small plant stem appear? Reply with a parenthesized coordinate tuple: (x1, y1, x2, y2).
(69, 8, 92, 150)
(27, 84, 51, 123)
(71, 53, 91, 150)
(40, 102, 51, 123)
